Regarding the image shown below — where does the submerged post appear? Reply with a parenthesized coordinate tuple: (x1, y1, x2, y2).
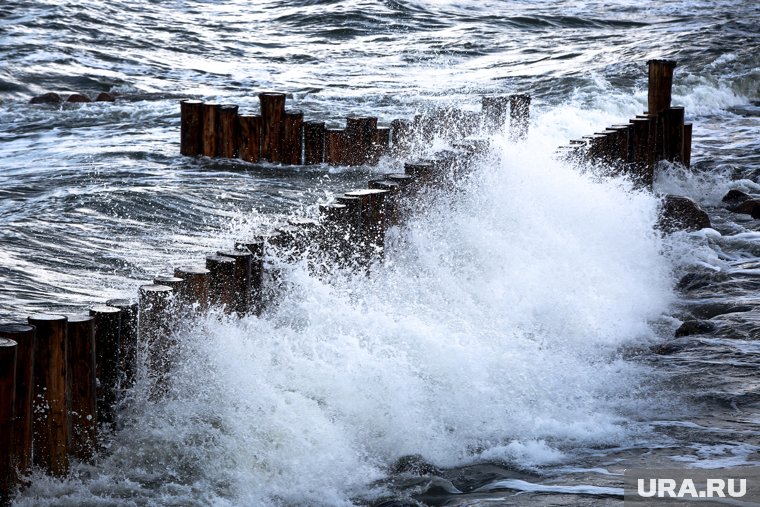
(89, 306, 121, 426)
(283, 110, 304, 165)
(201, 102, 220, 157)
(0, 324, 34, 480)
(259, 92, 286, 162)
(106, 299, 138, 389)
(509, 94, 531, 141)
(303, 121, 325, 165)
(138, 284, 174, 396)
(65, 315, 97, 462)
(217, 104, 239, 159)
(647, 59, 677, 115)
(238, 114, 262, 163)
(180, 100, 203, 156)
(28, 314, 69, 477)
(0, 338, 16, 507)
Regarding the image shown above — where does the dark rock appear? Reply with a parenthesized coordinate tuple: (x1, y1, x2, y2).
(95, 92, 116, 102)
(675, 320, 716, 337)
(729, 199, 760, 219)
(66, 93, 91, 103)
(722, 189, 752, 205)
(651, 342, 688, 355)
(29, 92, 62, 104)
(658, 195, 711, 233)
(391, 454, 442, 477)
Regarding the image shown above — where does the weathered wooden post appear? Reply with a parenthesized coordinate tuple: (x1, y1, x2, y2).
(65, 315, 97, 462)
(662, 106, 684, 163)
(180, 99, 203, 156)
(27, 314, 68, 477)
(217, 104, 239, 159)
(106, 299, 138, 389)
(238, 114, 262, 163)
(283, 110, 304, 165)
(482, 96, 510, 132)
(259, 92, 286, 162)
(89, 306, 121, 426)
(173, 266, 210, 312)
(371, 127, 390, 164)
(404, 161, 434, 182)
(509, 94, 531, 141)
(325, 128, 347, 165)
(138, 284, 174, 396)
(153, 276, 185, 293)
(218, 249, 253, 316)
(0, 324, 34, 480)
(391, 119, 412, 155)
(630, 117, 654, 185)
(303, 121, 326, 165)
(318, 203, 349, 263)
(369, 179, 402, 225)
(647, 59, 677, 115)
(206, 255, 236, 313)
(0, 338, 16, 506)
(345, 188, 390, 259)
(682, 122, 692, 168)
(235, 238, 265, 316)
(201, 102, 220, 157)
(346, 116, 377, 165)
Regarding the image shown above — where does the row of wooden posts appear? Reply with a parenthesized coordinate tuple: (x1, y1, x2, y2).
(556, 59, 692, 186)
(179, 92, 531, 166)
(0, 95, 507, 504)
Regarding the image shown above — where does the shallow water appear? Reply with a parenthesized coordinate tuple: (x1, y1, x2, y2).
(1, 0, 759, 505)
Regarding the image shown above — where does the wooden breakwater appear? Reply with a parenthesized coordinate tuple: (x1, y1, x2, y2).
(0, 60, 690, 505)
(556, 60, 692, 186)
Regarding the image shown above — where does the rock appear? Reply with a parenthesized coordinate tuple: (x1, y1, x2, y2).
(675, 320, 715, 337)
(729, 199, 760, 219)
(391, 454, 442, 477)
(657, 195, 711, 233)
(651, 342, 688, 355)
(66, 93, 91, 103)
(722, 189, 752, 205)
(29, 92, 62, 104)
(95, 92, 116, 102)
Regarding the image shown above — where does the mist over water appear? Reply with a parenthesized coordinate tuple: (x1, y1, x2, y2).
(1, 0, 759, 505)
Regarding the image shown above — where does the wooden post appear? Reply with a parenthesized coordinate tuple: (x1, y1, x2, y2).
(682, 122, 692, 168)
(218, 249, 253, 316)
(27, 314, 68, 477)
(325, 128, 346, 165)
(404, 161, 434, 181)
(65, 315, 96, 463)
(282, 110, 304, 165)
(238, 114, 262, 163)
(173, 266, 210, 312)
(105, 299, 138, 390)
(370, 127, 390, 164)
(201, 103, 220, 157)
(482, 96, 510, 132)
(346, 116, 377, 166)
(235, 239, 265, 316)
(662, 106, 685, 163)
(180, 100, 203, 156)
(0, 324, 34, 479)
(217, 104, 239, 159)
(647, 59, 677, 115)
(206, 255, 236, 313)
(259, 92, 286, 162)
(509, 94, 531, 141)
(630, 117, 653, 185)
(0, 338, 16, 506)
(138, 285, 174, 395)
(89, 306, 121, 426)
(344, 189, 390, 258)
(391, 119, 412, 155)
(303, 121, 326, 165)
(369, 180, 402, 225)
(318, 203, 349, 261)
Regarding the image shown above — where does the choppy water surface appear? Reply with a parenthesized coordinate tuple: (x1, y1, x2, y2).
(1, 0, 759, 505)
